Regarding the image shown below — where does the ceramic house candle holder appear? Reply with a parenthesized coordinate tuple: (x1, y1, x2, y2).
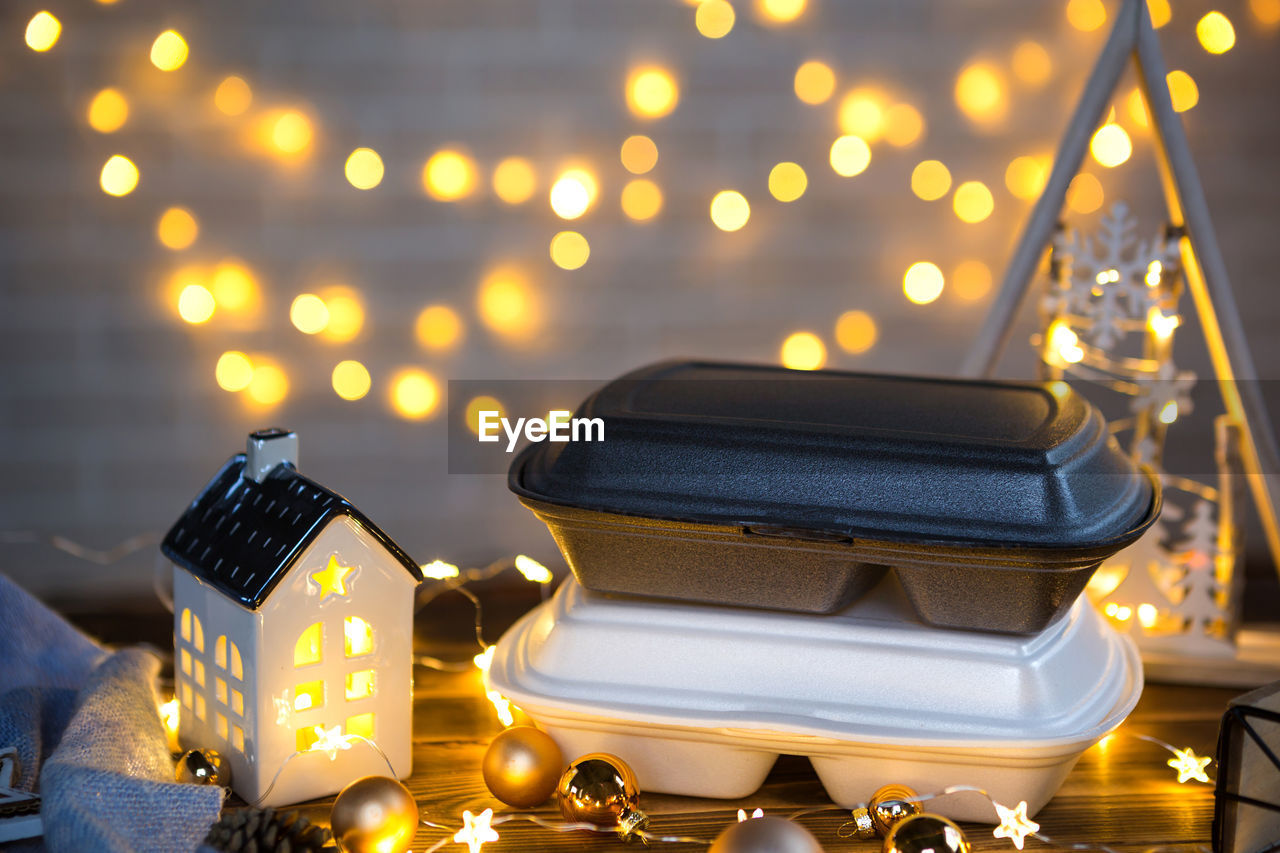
(162, 429, 422, 806)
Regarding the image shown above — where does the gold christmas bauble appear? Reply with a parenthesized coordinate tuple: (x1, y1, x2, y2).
(482, 726, 564, 808)
(330, 775, 418, 853)
(556, 753, 649, 837)
(709, 816, 825, 853)
(869, 784, 921, 836)
(174, 748, 228, 786)
(884, 814, 971, 853)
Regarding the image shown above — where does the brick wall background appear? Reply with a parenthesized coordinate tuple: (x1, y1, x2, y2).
(2, 0, 1279, 607)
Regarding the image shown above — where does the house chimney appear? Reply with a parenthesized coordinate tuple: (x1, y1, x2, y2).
(245, 428, 298, 482)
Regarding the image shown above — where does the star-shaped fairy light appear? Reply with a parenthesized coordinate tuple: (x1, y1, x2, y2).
(421, 559, 461, 580)
(454, 808, 499, 853)
(737, 808, 764, 822)
(992, 800, 1039, 850)
(485, 689, 514, 727)
(1167, 746, 1212, 783)
(514, 554, 552, 584)
(307, 724, 353, 760)
(311, 555, 354, 600)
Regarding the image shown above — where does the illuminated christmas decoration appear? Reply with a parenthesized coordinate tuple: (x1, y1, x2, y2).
(453, 809, 500, 853)
(992, 800, 1039, 850)
(1167, 746, 1212, 783)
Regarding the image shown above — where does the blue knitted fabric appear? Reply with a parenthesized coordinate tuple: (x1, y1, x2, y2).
(0, 574, 224, 852)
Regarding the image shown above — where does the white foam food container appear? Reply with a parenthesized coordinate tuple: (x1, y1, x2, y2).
(486, 576, 1143, 822)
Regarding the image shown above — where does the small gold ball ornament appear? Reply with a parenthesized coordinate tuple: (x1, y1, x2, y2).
(556, 753, 649, 838)
(482, 725, 564, 808)
(883, 813, 971, 853)
(174, 748, 229, 786)
(330, 775, 418, 853)
(851, 784, 922, 838)
(709, 816, 825, 853)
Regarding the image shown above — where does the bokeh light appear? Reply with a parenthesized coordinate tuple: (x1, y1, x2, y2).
(247, 363, 289, 407)
(953, 259, 993, 301)
(150, 30, 189, 71)
(1252, 0, 1280, 27)
(332, 360, 372, 401)
(215, 351, 254, 392)
(621, 179, 663, 221)
(210, 260, 259, 315)
(1090, 124, 1132, 168)
(695, 0, 736, 38)
(1067, 173, 1104, 214)
(1066, 0, 1107, 31)
(709, 190, 750, 231)
(620, 136, 659, 175)
(157, 207, 199, 250)
(1011, 41, 1052, 88)
(955, 62, 1007, 125)
(344, 148, 384, 190)
(1148, 0, 1172, 27)
(952, 181, 994, 223)
(768, 162, 808, 202)
(911, 160, 952, 201)
(319, 287, 364, 342)
(415, 305, 464, 351)
(883, 103, 924, 148)
(1196, 11, 1235, 53)
(550, 168, 599, 219)
(270, 111, 313, 155)
(466, 396, 506, 436)
(390, 369, 439, 420)
(756, 0, 807, 25)
(478, 267, 540, 340)
(423, 149, 477, 200)
(835, 311, 877, 354)
(87, 89, 129, 133)
(794, 60, 836, 105)
(829, 135, 871, 177)
(780, 332, 826, 370)
(25, 12, 61, 52)
(178, 285, 216, 324)
(1167, 70, 1199, 112)
(290, 294, 330, 335)
(550, 231, 591, 270)
(100, 155, 139, 197)
(1127, 88, 1150, 128)
(1005, 155, 1051, 200)
(493, 157, 536, 204)
(626, 66, 679, 119)
(214, 76, 252, 116)
(904, 262, 945, 305)
(838, 89, 887, 141)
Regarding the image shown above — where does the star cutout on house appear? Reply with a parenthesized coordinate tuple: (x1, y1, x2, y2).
(454, 808, 499, 853)
(311, 555, 354, 600)
(1167, 746, 1212, 784)
(992, 800, 1040, 850)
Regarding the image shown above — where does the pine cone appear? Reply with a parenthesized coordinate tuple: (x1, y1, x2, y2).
(200, 807, 337, 853)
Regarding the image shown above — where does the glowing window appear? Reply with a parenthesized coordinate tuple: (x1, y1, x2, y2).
(345, 616, 373, 658)
(194, 660, 206, 687)
(232, 725, 244, 751)
(215, 636, 227, 669)
(296, 725, 321, 752)
(295, 623, 323, 667)
(180, 648, 191, 675)
(294, 680, 324, 712)
(195, 695, 206, 721)
(192, 614, 204, 652)
(181, 681, 193, 709)
(215, 678, 227, 705)
(229, 641, 243, 680)
(346, 669, 375, 701)
(216, 713, 228, 739)
(346, 713, 375, 740)
(180, 609, 191, 641)
(231, 689, 244, 716)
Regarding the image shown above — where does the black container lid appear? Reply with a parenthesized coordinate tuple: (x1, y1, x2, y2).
(512, 360, 1155, 549)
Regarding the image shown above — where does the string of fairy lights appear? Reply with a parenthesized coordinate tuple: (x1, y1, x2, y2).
(17, 0, 1277, 432)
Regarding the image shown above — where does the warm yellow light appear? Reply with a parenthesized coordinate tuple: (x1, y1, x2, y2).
(214, 76, 252, 116)
(1067, 173, 1104, 214)
(626, 66, 679, 119)
(100, 155, 139, 197)
(270, 111, 313, 155)
(492, 157, 536, 204)
(344, 615, 374, 656)
(160, 698, 180, 742)
(1104, 602, 1120, 617)
(1126, 88, 1150, 129)
(829, 135, 871, 177)
(1149, 309, 1180, 339)
(150, 30, 189, 72)
(390, 369, 440, 420)
(695, 0, 736, 38)
(247, 363, 289, 406)
(466, 396, 505, 436)
(344, 148, 384, 190)
(549, 168, 598, 220)
(1167, 747, 1212, 784)
(478, 268, 540, 340)
(794, 60, 836, 105)
(620, 136, 659, 175)
(1167, 70, 1199, 112)
(318, 287, 364, 342)
(423, 149, 476, 200)
(457, 805, 502, 851)
(883, 103, 924, 148)
(903, 262, 945, 305)
(87, 89, 128, 133)
(835, 310, 877, 354)
(1011, 41, 1052, 88)
(955, 62, 1007, 125)
(210, 260, 259, 314)
(1090, 124, 1132, 168)
(953, 260, 993, 302)
(910, 160, 952, 201)
(952, 181, 994, 224)
(621, 179, 663, 221)
(289, 294, 329, 335)
(780, 332, 826, 371)
(1147, 0, 1173, 27)
(415, 305, 464, 351)
(1005, 155, 1050, 200)
(515, 554, 553, 584)
(756, 0, 807, 25)
(1251, 0, 1280, 27)
(1115, 605, 1133, 621)
(345, 670, 375, 701)
(550, 231, 591, 270)
(178, 285, 215, 324)
(25, 12, 61, 52)
(768, 162, 808, 202)
(1159, 400, 1179, 424)
(1137, 602, 1159, 628)
(1196, 11, 1236, 53)
(215, 351, 254, 392)
(1048, 319, 1085, 363)
(1067, 0, 1107, 31)
(837, 89, 887, 141)
(310, 555, 353, 601)
(157, 207, 199, 250)
(422, 559, 461, 580)
(709, 190, 751, 232)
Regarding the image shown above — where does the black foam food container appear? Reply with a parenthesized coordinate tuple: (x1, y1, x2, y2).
(509, 360, 1160, 634)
